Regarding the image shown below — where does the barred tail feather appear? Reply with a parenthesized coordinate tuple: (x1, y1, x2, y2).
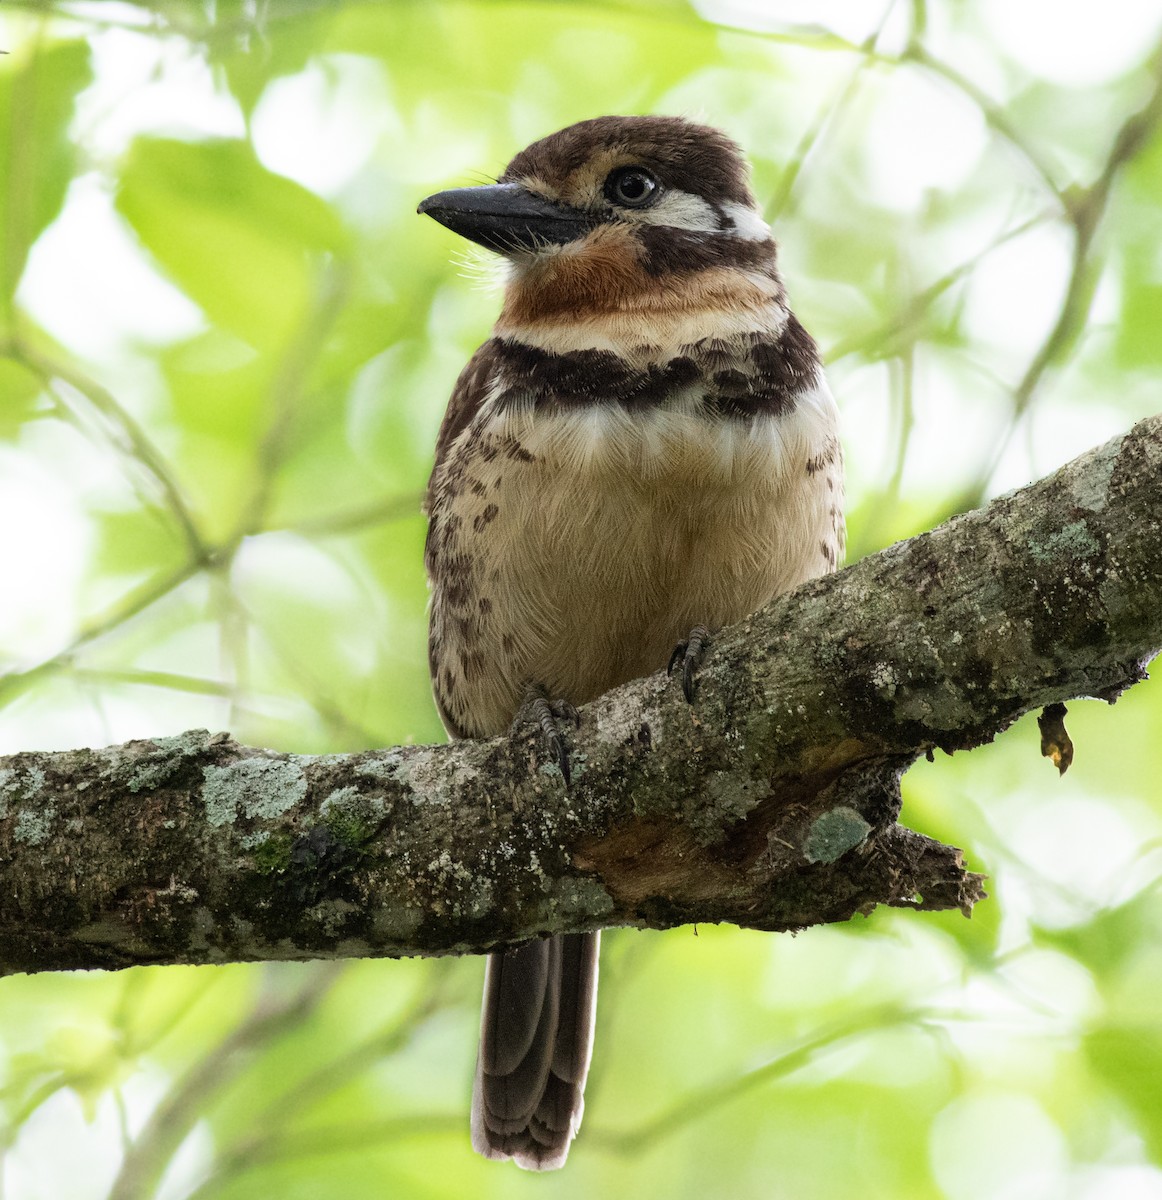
(471, 931, 600, 1170)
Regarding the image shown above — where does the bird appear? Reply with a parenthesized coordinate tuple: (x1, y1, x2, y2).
(417, 115, 845, 1170)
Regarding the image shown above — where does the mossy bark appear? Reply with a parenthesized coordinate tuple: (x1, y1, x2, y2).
(0, 415, 1159, 976)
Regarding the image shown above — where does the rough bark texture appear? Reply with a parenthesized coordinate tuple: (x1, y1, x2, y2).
(1, 415, 1159, 977)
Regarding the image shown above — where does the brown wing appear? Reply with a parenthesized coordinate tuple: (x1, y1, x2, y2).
(425, 338, 508, 738)
(425, 337, 503, 515)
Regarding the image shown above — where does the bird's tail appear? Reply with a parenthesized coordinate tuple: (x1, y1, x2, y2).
(471, 930, 600, 1170)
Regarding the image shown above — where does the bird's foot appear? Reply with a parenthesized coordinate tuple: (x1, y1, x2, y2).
(512, 683, 580, 786)
(668, 624, 711, 703)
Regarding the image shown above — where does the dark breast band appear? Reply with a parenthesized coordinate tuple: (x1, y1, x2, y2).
(489, 316, 820, 421)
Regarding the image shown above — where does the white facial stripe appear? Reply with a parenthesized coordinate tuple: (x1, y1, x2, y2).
(720, 201, 771, 241)
(634, 189, 721, 231)
(631, 190, 771, 241)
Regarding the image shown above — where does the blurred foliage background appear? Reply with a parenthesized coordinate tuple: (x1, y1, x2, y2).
(1, 0, 1161, 1197)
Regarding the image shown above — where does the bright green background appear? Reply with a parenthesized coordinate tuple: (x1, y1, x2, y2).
(1, 2, 1162, 1197)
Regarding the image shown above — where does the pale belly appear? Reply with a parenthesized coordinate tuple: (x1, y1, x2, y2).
(427, 386, 843, 738)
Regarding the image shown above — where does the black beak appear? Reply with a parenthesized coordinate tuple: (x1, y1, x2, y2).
(417, 183, 593, 254)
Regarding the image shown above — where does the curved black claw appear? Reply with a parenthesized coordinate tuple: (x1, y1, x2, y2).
(513, 684, 579, 786)
(668, 624, 710, 703)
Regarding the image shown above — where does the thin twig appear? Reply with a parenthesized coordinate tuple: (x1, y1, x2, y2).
(107, 964, 343, 1200)
(2, 336, 210, 565)
(233, 262, 352, 538)
(0, 557, 207, 704)
(593, 1003, 933, 1154)
(824, 210, 1049, 365)
(949, 40, 1162, 513)
(766, 31, 881, 223)
(69, 668, 242, 700)
(186, 962, 460, 1196)
(179, 1115, 463, 1200)
(904, 42, 1065, 202)
(276, 492, 425, 537)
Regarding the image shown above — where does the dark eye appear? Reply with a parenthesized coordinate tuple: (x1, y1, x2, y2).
(604, 166, 660, 208)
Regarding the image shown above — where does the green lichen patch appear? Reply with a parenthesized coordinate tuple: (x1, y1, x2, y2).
(0, 765, 46, 819)
(549, 877, 616, 925)
(202, 758, 308, 827)
(354, 751, 406, 782)
(1029, 520, 1101, 564)
(691, 771, 770, 844)
(1070, 435, 1121, 511)
(128, 731, 212, 793)
(804, 806, 872, 864)
(14, 804, 57, 846)
(319, 786, 385, 848)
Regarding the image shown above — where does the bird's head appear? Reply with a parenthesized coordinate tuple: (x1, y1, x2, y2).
(418, 116, 781, 326)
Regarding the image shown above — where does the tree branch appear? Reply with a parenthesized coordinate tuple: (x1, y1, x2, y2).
(1, 415, 1159, 976)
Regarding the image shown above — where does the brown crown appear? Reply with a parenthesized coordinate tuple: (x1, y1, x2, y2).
(502, 115, 756, 209)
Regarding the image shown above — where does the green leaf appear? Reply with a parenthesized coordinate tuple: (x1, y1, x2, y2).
(211, 5, 335, 116)
(327, 2, 719, 127)
(1115, 254, 1162, 368)
(90, 506, 190, 580)
(115, 137, 348, 349)
(0, 356, 48, 439)
(161, 329, 270, 444)
(0, 39, 93, 303)
(1033, 887, 1161, 981)
(1086, 1023, 1162, 1161)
